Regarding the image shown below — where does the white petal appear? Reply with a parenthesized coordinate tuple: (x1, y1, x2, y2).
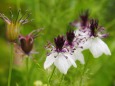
(89, 37, 111, 58)
(74, 50, 85, 64)
(83, 39, 92, 49)
(89, 38, 103, 58)
(74, 22, 81, 28)
(74, 29, 80, 36)
(44, 52, 57, 69)
(64, 53, 77, 67)
(96, 38, 111, 55)
(54, 54, 69, 74)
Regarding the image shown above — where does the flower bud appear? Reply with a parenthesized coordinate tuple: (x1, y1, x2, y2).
(0, 10, 30, 42)
(19, 29, 42, 55)
(6, 22, 20, 42)
(19, 35, 33, 55)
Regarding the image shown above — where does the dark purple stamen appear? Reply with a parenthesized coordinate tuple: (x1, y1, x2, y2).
(66, 30, 75, 45)
(90, 19, 98, 36)
(80, 10, 89, 27)
(101, 34, 109, 38)
(54, 35, 65, 52)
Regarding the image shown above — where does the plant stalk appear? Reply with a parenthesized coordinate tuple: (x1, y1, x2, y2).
(59, 74, 64, 86)
(26, 56, 29, 86)
(79, 54, 90, 86)
(8, 43, 14, 86)
(48, 66, 56, 85)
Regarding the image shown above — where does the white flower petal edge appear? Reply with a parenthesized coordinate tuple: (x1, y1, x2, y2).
(73, 49, 85, 64)
(95, 37, 111, 56)
(89, 38, 103, 58)
(64, 53, 77, 67)
(82, 38, 92, 49)
(73, 22, 81, 29)
(54, 53, 77, 74)
(54, 54, 69, 74)
(74, 29, 80, 36)
(89, 37, 111, 58)
(44, 52, 57, 69)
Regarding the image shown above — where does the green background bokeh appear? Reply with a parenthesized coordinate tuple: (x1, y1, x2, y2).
(0, 0, 115, 86)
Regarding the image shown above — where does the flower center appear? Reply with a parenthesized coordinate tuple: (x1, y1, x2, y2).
(54, 36, 65, 52)
(90, 19, 98, 37)
(80, 10, 89, 28)
(66, 30, 75, 45)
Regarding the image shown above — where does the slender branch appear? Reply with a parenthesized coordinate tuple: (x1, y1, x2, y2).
(48, 66, 56, 85)
(59, 74, 64, 86)
(26, 56, 29, 86)
(79, 54, 90, 86)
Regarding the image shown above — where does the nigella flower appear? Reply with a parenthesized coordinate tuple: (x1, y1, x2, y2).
(0, 9, 31, 42)
(44, 35, 77, 74)
(65, 30, 85, 64)
(83, 19, 111, 58)
(70, 10, 111, 58)
(19, 29, 40, 55)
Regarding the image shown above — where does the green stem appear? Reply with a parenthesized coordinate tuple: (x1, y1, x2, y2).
(26, 56, 29, 86)
(59, 74, 64, 86)
(79, 54, 90, 86)
(48, 66, 56, 85)
(8, 43, 14, 86)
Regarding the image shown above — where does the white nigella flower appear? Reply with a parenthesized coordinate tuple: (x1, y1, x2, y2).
(65, 30, 85, 64)
(70, 10, 111, 58)
(44, 36, 77, 74)
(83, 19, 111, 58)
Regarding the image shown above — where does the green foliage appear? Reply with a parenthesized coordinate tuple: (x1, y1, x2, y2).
(0, 0, 115, 86)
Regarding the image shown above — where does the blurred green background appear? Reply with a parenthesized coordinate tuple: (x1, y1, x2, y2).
(0, 0, 115, 86)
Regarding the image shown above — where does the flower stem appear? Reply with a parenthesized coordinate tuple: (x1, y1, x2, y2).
(8, 43, 14, 86)
(59, 74, 64, 86)
(79, 54, 90, 86)
(26, 56, 29, 86)
(48, 66, 56, 85)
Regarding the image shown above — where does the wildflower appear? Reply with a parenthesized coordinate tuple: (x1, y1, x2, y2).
(44, 35, 77, 74)
(70, 10, 111, 58)
(19, 29, 40, 55)
(0, 9, 31, 42)
(83, 19, 111, 57)
(65, 30, 85, 64)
